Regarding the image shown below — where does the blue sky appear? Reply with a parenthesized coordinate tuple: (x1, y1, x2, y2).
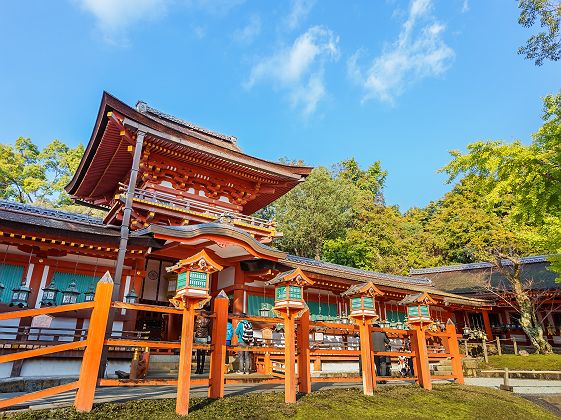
(0, 0, 559, 210)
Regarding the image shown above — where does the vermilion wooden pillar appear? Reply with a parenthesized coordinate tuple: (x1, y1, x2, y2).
(75, 272, 114, 412)
(410, 326, 432, 390)
(176, 301, 196, 416)
(209, 292, 228, 399)
(297, 309, 311, 394)
(482, 310, 493, 340)
(446, 321, 464, 384)
(358, 321, 376, 395)
(283, 311, 297, 403)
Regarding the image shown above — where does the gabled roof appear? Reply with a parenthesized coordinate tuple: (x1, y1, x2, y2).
(66, 92, 312, 214)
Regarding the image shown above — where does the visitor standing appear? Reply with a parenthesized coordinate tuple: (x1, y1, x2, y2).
(372, 325, 391, 379)
(194, 311, 211, 374)
(235, 315, 254, 374)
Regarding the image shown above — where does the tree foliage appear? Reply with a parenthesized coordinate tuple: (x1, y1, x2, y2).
(269, 166, 355, 260)
(0, 137, 87, 209)
(518, 0, 561, 65)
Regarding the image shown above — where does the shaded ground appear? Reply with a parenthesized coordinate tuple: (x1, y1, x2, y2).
(482, 354, 561, 371)
(2, 385, 557, 420)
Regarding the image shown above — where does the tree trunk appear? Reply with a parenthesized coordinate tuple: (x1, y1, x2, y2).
(510, 264, 553, 354)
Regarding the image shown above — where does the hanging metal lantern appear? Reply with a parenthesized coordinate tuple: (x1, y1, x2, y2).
(125, 288, 138, 304)
(41, 281, 59, 306)
(341, 282, 384, 324)
(399, 292, 436, 328)
(10, 283, 31, 308)
(166, 250, 223, 310)
(265, 268, 313, 318)
(84, 283, 95, 302)
(61, 282, 80, 304)
(259, 302, 271, 318)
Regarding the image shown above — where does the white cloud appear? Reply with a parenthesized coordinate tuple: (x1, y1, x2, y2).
(285, 0, 316, 30)
(77, 0, 170, 45)
(233, 15, 262, 44)
(461, 0, 470, 13)
(76, 0, 245, 44)
(246, 26, 339, 116)
(348, 0, 454, 104)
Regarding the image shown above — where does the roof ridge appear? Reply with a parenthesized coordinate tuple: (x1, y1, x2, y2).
(410, 255, 552, 275)
(0, 199, 104, 226)
(286, 254, 433, 286)
(136, 100, 237, 145)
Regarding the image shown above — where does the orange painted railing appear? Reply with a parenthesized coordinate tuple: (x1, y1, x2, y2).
(0, 275, 464, 414)
(0, 300, 95, 411)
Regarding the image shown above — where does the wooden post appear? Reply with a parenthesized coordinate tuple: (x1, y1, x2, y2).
(512, 337, 518, 355)
(176, 301, 196, 416)
(358, 320, 376, 395)
(129, 348, 140, 380)
(482, 310, 493, 340)
(446, 321, 464, 384)
(482, 338, 489, 363)
(264, 352, 272, 375)
(297, 309, 311, 394)
(74, 272, 114, 412)
(283, 311, 297, 403)
(209, 291, 228, 399)
(496, 336, 502, 356)
(410, 326, 432, 390)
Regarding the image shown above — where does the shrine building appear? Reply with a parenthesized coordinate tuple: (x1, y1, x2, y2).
(0, 92, 491, 378)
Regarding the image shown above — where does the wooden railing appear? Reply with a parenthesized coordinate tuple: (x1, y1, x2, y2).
(0, 276, 465, 413)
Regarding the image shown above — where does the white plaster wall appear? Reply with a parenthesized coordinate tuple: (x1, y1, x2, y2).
(32, 317, 77, 342)
(0, 318, 20, 340)
(0, 361, 14, 378)
(20, 359, 82, 377)
(18, 358, 132, 378)
(143, 259, 160, 301)
(217, 267, 235, 290)
(112, 321, 124, 337)
(321, 362, 360, 372)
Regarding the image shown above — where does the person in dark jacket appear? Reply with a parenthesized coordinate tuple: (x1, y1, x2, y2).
(235, 315, 253, 374)
(194, 311, 211, 374)
(372, 326, 391, 378)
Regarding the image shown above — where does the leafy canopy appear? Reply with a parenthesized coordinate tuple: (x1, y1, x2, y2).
(518, 0, 561, 65)
(0, 137, 85, 207)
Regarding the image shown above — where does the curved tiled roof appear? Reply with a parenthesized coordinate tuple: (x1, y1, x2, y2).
(285, 255, 433, 286)
(136, 101, 239, 149)
(410, 255, 551, 275)
(133, 222, 287, 260)
(0, 199, 104, 226)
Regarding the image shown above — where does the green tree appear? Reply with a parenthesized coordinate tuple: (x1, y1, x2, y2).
(0, 137, 85, 206)
(324, 197, 442, 275)
(438, 93, 561, 353)
(334, 158, 387, 203)
(270, 166, 355, 259)
(518, 0, 561, 65)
